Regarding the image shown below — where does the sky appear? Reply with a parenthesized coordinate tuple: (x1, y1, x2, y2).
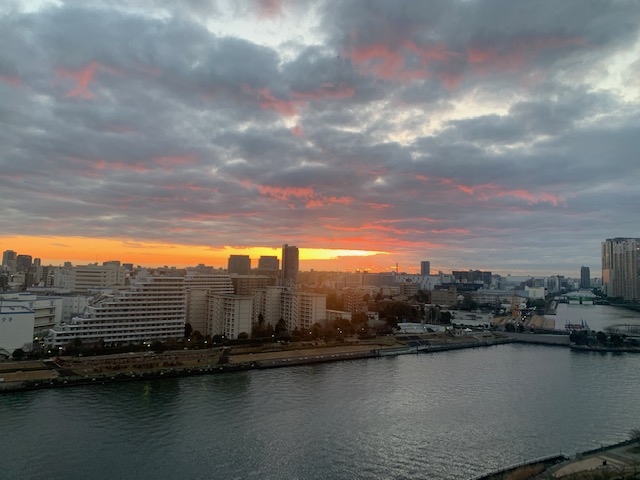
(1, 0, 639, 276)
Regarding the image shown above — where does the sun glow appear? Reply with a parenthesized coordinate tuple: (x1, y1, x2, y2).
(1, 235, 388, 268)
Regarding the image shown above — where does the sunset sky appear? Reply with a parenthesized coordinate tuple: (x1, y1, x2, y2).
(1, 1, 639, 275)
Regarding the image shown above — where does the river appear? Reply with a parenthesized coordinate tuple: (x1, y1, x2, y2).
(2, 305, 640, 480)
(550, 302, 640, 333)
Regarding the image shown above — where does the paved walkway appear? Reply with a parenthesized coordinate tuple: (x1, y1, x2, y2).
(544, 442, 640, 478)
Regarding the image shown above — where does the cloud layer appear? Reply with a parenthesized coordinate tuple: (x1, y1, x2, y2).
(1, 0, 639, 274)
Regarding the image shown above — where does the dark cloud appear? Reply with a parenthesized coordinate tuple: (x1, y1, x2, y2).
(1, 0, 639, 274)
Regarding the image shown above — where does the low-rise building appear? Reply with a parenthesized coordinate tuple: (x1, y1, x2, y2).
(0, 293, 63, 335)
(0, 304, 35, 357)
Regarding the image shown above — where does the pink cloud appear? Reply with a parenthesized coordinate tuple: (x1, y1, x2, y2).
(56, 61, 119, 99)
(258, 185, 315, 201)
(256, 0, 284, 18)
(440, 178, 563, 205)
(306, 196, 353, 208)
(291, 124, 304, 137)
(257, 184, 352, 208)
(243, 86, 301, 115)
(365, 202, 391, 210)
(0, 74, 21, 87)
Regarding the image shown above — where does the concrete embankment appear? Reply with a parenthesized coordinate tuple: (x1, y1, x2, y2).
(502, 332, 571, 346)
(470, 454, 568, 480)
(0, 336, 516, 394)
(469, 439, 640, 480)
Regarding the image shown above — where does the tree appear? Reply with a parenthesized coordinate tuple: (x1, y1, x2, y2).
(151, 341, 165, 353)
(12, 348, 25, 360)
(237, 332, 248, 340)
(596, 331, 608, 345)
(184, 322, 193, 339)
(275, 318, 288, 338)
(505, 323, 516, 332)
(630, 427, 640, 442)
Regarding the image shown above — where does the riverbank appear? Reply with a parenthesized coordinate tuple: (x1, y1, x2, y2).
(471, 438, 640, 479)
(0, 333, 512, 393)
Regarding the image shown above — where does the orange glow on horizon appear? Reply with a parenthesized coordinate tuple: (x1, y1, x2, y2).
(1, 235, 390, 270)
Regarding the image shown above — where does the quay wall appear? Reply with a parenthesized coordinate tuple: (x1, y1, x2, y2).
(502, 332, 570, 346)
(0, 337, 516, 394)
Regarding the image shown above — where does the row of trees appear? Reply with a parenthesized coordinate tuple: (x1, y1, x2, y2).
(569, 330, 638, 347)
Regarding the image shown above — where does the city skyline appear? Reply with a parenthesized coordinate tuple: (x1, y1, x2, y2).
(2, 1, 639, 276)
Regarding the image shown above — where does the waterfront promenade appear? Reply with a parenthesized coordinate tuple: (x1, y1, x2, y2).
(473, 439, 640, 479)
(0, 333, 512, 392)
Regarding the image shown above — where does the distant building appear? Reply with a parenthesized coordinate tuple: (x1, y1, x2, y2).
(70, 264, 126, 291)
(452, 270, 492, 286)
(580, 266, 591, 289)
(258, 256, 279, 271)
(602, 238, 640, 301)
(431, 286, 457, 307)
(227, 255, 251, 275)
(231, 275, 275, 295)
(420, 261, 431, 276)
(2, 250, 17, 272)
(16, 255, 33, 273)
(281, 244, 299, 287)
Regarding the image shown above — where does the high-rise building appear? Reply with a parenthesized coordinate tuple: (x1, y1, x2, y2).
(580, 266, 591, 289)
(602, 238, 640, 301)
(227, 255, 251, 275)
(281, 244, 299, 287)
(16, 255, 33, 272)
(420, 261, 431, 276)
(2, 250, 17, 272)
(258, 256, 279, 271)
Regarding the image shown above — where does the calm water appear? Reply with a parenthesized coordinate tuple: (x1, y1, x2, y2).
(550, 303, 640, 332)
(2, 338, 640, 479)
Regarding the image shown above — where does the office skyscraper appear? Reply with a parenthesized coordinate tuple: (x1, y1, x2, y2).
(281, 244, 299, 287)
(2, 250, 17, 272)
(420, 261, 431, 276)
(227, 255, 251, 275)
(602, 238, 640, 301)
(258, 256, 279, 271)
(580, 266, 590, 289)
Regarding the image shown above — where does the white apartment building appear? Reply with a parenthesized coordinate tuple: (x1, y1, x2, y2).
(294, 292, 326, 331)
(206, 293, 253, 339)
(184, 274, 234, 334)
(253, 286, 288, 326)
(69, 264, 126, 291)
(0, 293, 63, 334)
(251, 287, 327, 333)
(0, 305, 35, 357)
(47, 275, 185, 347)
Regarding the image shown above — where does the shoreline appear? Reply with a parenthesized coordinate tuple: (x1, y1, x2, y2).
(0, 335, 513, 394)
(471, 438, 640, 480)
